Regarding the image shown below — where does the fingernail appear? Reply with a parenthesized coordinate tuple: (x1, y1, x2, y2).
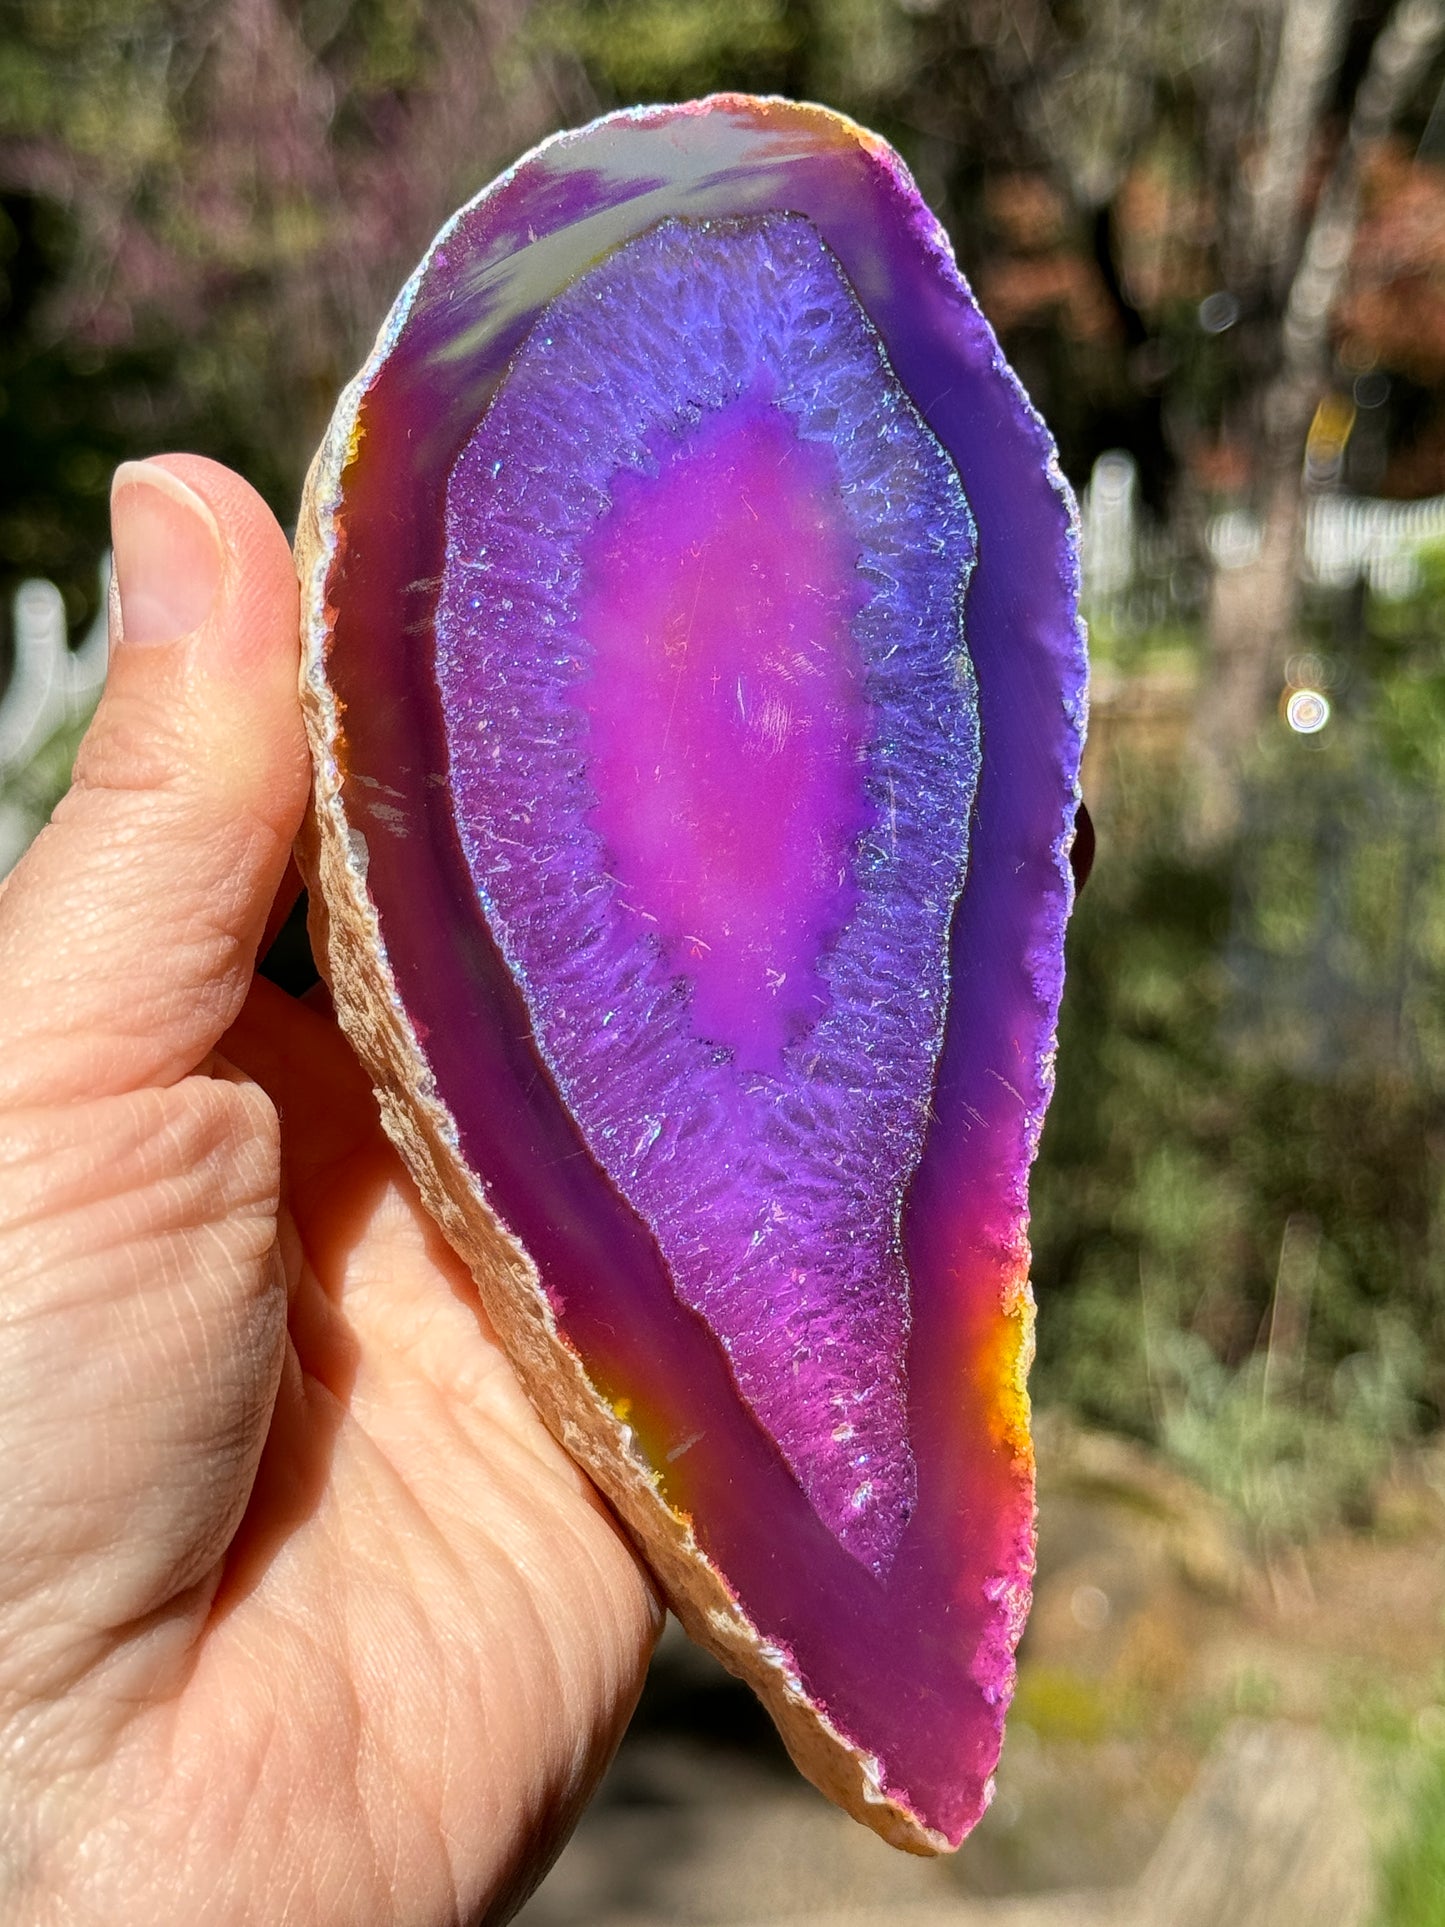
(110, 461, 223, 647)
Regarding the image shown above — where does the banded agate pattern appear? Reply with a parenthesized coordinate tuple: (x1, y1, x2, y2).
(436, 216, 978, 1574)
(299, 95, 1088, 1854)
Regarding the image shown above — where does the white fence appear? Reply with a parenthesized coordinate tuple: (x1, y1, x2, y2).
(1304, 491, 1445, 598)
(0, 560, 110, 877)
(1080, 449, 1445, 613)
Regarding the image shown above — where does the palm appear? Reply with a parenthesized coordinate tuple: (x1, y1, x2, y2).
(164, 980, 655, 1921)
(0, 974, 652, 1927)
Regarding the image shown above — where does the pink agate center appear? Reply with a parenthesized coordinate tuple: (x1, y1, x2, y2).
(575, 391, 871, 1071)
(435, 213, 981, 1572)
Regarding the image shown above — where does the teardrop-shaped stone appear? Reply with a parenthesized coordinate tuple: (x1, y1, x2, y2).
(298, 95, 1087, 1853)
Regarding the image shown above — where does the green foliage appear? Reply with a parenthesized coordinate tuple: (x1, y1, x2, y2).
(1011, 1666, 1128, 1745)
(1376, 1740, 1445, 1927)
(1031, 669, 1445, 1540)
(1370, 540, 1445, 791)
(0, 194, 166, 632)
(533, 0, 804, 103)
(0, 0, 550, 617)
(1156, 1328, 1419, 1551)
(530, 0, 921, 118)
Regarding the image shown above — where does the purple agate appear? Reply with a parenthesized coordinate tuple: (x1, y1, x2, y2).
(436, 217, 978, 1573)
(306, 96, 1087, 1848)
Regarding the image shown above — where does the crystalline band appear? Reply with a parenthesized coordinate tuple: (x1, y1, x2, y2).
(435, 213, 979, 1573)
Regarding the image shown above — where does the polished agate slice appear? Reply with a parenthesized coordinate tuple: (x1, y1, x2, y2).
(437, 214, 979, 1576)
(297, 96, 1087, 1854)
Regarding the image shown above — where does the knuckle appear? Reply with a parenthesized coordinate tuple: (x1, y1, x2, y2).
(0, 1080, 287, 1648)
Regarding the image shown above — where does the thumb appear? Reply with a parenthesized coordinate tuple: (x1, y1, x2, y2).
(0, 456, 309, 1107)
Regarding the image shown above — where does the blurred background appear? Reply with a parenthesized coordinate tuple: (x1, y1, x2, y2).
(6, 2, 1445, 1921)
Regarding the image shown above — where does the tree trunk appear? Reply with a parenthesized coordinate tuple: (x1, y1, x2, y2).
(1189, 0, 1445, 844)
(1193, 467, 1302, 845)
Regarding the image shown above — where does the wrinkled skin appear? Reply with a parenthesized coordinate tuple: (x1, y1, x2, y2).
(0, 456, 659, 1927)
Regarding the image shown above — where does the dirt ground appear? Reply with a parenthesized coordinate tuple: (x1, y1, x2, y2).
(516, 1415, 1445, 1926)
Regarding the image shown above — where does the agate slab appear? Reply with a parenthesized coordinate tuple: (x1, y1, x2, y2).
(297, 95, 1087, 1854)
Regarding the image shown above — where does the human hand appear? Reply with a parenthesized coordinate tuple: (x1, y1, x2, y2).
(0, 457, 660, 1926)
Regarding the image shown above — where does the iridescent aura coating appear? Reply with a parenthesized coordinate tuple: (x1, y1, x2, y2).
(437, 217, 978, 1574)
(304, 96, 1087, 1851)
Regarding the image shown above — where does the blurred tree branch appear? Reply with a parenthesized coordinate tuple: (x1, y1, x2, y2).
(1192, 0, 1445, 843)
